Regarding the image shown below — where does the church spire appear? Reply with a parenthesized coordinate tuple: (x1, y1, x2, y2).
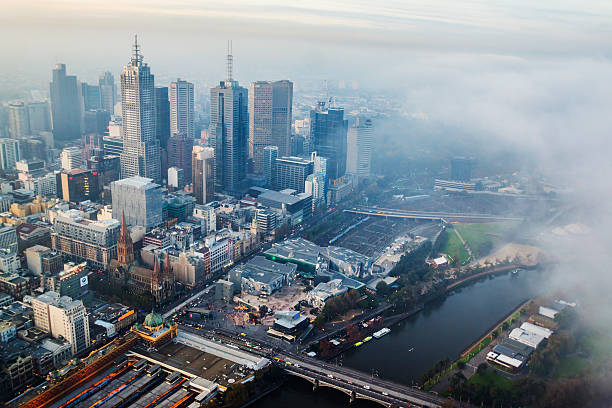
(117, 211, 134, 265)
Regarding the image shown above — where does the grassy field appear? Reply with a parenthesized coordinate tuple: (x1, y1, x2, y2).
(554, 355, 591, 378)
(440, 229, 470, 264)
(454, 222, 519, 258)
(467, 370, 513, 390)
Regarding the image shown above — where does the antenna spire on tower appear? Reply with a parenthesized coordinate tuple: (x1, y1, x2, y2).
(226, 40, 233, 83)
(132, 34, 142, 65)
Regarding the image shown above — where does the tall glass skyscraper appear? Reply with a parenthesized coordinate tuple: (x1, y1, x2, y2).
(310, 102, 348, 182)
(210, 45, 248, 194)
(249, 80, 293, 173)
(170, 79, 195, 139)
(50, 63, 82, 141)
(346, 117, 374, 177)
(119, 36, 161, 182)
(98, 71, 116, 113)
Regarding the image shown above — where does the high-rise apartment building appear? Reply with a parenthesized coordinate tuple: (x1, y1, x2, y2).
(8, 101, 30, 139)
(50, 63, 82, 141)
(170, 79, 195, 139)
(0, 139, 21, 170)
(192, 146, 215, 205)
(346, 117, 373, 177)
(52, 209, 120, 268)
(274, 156, 313, 193)
(60, 146, 82, 170)
(167, 132, 193, 183)
(31, 291, 90, 355)
(249, 80, 293, 173)
(27, 101, 52, 133)
(167, 167, 184, 189)
(119, 37, 161, 182)
(210, 45, 248, 194)
(98, 71, 116, 113)
(111, 176, 163, 231)
(310, 102, 348, 182)
(263, 145, 278, 187)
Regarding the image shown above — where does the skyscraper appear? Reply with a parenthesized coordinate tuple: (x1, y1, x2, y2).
(192, 146, 215, 204)
(167, 132, 193, 183)
(154, 87, 171, 149)
(249, 80, 293, 173)
(98, 71, 116, 113)
(60, 146, 82, 170)
(50, 63, 82, 141)
(263, 145, 278, 186)
(81, 83, 102, 110)
(8, 101, 30, 139)
(27, 101, 52, 133)
(210, 43, 248, 194)
(346, 117, 373, 178)
(170, 79, 195, 139)
(119, 36, 161, 182)
(310, 102, 348, 182)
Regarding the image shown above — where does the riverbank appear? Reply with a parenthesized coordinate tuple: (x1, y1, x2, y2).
(424, 298, 532, 391)
(446, 263, 523, 292)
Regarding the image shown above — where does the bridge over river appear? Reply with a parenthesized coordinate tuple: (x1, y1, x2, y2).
(276, 352, 450, 408)
(344, 206, 524, 222)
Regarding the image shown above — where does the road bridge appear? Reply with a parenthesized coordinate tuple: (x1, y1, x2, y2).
(345, 206, 524, 222)
(277, 352, 448, 408)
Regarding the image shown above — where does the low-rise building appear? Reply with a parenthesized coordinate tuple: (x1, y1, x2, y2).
(307, 279, 348, 308)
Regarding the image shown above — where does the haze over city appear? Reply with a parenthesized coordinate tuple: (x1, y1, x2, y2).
(0, 1, 611, 408)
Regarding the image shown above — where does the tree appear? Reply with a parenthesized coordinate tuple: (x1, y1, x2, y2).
(376, 281, 392, 296)
(477, 362, 488, 374)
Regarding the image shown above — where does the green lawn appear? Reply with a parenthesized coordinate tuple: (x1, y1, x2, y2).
(554, 355, 591, 378)
(467, 370, 513, 390)
(440, 229, 470, 264)
(454, 222, 519, 258)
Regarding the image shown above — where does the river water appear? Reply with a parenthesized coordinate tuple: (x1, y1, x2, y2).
(253, 268, 552, 408)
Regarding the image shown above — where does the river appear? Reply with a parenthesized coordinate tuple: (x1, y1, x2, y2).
(252, 268, 552, 408)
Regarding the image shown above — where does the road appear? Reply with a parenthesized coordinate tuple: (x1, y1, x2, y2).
(162, 284, 213, 318)
(278, 352, 448, 407)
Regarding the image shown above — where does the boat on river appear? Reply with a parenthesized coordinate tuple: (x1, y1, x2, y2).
(373, 328, 391, 338)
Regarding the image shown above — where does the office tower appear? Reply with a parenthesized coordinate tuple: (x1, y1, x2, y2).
(167, 132, 193, 183)
(290, 134, 306, 156)
(50, 63, 82, 141)
(57, 169, 100, 203)
(167, 167, 184, 189)
(274, 156, 313, 193)
(0, 138, 21, 170)
(98, 71, 116, 113)
(81, 83, 101, 110)
(27, 101, 52, 133)
(310, 101, 348, 182)
(60, 146, 82, 170)
(263, 145, 278, 186)
(192, 146, 215, 204)
(31, 291, 91, 355)
(193, 203, 216, 234)
(249, 80, 293, 173)
(83, 109, 110, 135)
(170, 79, 195, 139)
(8, 101, 30, 138)
(346, 117, 373, 177)
(305, 173, 324, 211)
(210, 44, 248, 194)
(119, 36, 161, 182)
(111, 176, 163, 231)
(52, 209, 120, 268)
(450, 157, 473, 181)
(154, 87, 171, 149)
